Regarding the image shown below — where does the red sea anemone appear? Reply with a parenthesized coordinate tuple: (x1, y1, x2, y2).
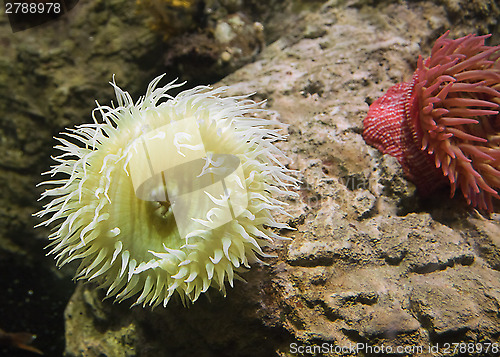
(363, 31, 500, 211)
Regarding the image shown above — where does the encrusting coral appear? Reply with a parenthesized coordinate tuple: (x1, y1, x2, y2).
(363, 31, 500, 211)
(36, 74, 298, 307)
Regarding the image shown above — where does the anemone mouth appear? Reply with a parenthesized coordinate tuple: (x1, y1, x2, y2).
(36, 75, 299, 307)
(413, 31, 500, 211)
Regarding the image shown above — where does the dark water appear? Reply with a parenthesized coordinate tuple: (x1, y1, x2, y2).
(0, 240, 74, 356)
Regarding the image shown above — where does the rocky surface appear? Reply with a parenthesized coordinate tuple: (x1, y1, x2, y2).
(1, 0, 500, 356)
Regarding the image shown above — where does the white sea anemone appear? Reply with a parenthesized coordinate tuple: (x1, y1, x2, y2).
(36, 74, 298, 307)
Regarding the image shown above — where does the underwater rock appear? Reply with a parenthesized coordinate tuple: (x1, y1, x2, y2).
(164, 12, 265, 83)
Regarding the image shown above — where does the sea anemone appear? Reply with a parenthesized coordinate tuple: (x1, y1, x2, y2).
(363, 31, 500, 211)
(36, 74, 298, 307)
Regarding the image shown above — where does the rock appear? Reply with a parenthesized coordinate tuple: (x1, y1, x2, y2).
(409, 266, 500, 339)
(467, 218, 500, 270)
(65, 285, 138, 357)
